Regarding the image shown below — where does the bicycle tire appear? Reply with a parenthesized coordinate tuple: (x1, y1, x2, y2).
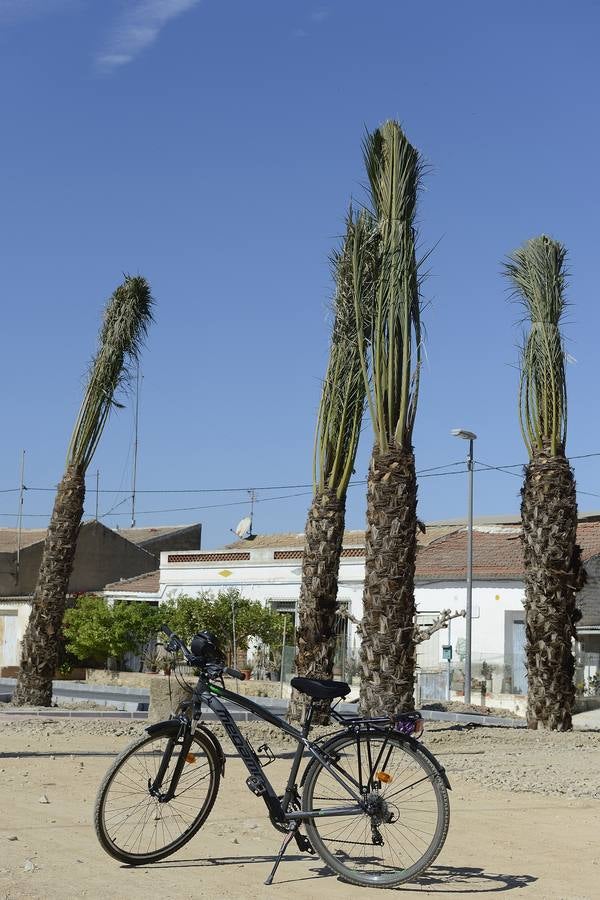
(302, 731, 449, 888)
(95, 726, 220, 865)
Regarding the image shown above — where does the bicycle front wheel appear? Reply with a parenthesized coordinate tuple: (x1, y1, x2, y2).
(302, 731, 449, 888)
(95, 727, 220, 865)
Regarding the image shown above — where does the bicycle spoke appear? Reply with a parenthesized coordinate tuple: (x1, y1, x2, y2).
(305, 733, 447, 885)
(98, 732, 217, 861)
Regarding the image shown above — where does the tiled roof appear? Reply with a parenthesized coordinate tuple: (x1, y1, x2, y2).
(415, 522, 600, 580)
(0, 524, 194, 554)
(0, 528, 48, 553)
(0, 528, 47, 553)
(116, 526, 197, 545)
(225, 525, 459, 552)
(104, 570, 160, 593)
(226, 530, 365, 550)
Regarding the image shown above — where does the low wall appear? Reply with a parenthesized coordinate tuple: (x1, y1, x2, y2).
(0, 666, 86, 680)
(86, 669, 159, 689)
(87, 669, 292, 698)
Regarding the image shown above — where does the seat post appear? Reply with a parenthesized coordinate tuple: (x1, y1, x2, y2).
(301, 700, 315, 737)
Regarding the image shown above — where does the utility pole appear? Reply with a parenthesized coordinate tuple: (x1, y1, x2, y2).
(451, 429, 477, 705)
(279, 613, 288, 699)
(15, 450, 26, 584)
(231, 592, 237, 676)
(95, 470, 100, 521)
(131, 364, 141, 528)
(248, 489, 256, 534)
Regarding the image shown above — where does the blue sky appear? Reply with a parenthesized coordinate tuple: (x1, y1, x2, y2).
(1, 0, 600, 547)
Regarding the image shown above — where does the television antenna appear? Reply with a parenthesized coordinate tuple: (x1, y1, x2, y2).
(232, 489, 256, 539)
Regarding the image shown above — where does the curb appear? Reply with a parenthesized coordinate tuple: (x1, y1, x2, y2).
(1, 699, 526, 727)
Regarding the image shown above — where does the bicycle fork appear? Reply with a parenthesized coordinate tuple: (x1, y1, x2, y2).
(148, 729, 194, 803)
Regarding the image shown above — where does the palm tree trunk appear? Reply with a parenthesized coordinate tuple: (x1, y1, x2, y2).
(520, 450, 584, 730)
(13, 464, 85, 706)
(360, 446, 418, 716)
(288, 490, 345, 724)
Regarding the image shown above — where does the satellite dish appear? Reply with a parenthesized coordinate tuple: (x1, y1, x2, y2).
(234, 516, 253, 539)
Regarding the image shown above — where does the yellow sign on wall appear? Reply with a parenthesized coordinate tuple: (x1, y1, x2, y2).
(218, 569, 233, 578)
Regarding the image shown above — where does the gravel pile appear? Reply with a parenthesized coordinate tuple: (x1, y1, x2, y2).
(3, 715, 599, 799)
(3, 700, 119, 711)
(422, 700, 524, 719)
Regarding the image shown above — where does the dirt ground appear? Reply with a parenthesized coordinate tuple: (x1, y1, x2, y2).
(1, 717, 599, 900)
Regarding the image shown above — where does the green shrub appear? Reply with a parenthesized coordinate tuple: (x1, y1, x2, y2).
(161, 589, 285, 663)
(63, 595, 160, 668)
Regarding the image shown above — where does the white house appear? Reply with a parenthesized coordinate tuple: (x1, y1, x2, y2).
(104, 517, 600, 702)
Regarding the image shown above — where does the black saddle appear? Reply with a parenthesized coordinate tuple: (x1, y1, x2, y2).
(291, 677, 351, 700)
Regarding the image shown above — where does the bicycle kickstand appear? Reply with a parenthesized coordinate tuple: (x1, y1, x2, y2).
(264, 829, 295, 886)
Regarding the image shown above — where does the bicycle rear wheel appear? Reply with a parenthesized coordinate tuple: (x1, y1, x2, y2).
(95, 727, 220, 865)
(302, 731, 449, 888)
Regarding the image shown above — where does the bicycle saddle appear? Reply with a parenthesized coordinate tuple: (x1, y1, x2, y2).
(291, 677, 351, 700)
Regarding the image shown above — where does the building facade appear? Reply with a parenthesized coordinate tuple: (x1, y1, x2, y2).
(0, 522, 201, 670)
(103, 520, 600, 700)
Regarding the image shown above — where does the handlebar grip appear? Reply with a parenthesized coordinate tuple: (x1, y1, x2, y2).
(224, 667, 246, 680)
(160, 624, 174, 638)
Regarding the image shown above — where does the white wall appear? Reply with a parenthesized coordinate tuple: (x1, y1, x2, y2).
(157, 551, 527, 668)
(416, 581, 525, 666)
(0, 600, 31, 668)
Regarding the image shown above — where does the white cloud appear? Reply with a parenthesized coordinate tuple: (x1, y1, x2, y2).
(96, 0, 201, 72)
(310, 8, 329, 24)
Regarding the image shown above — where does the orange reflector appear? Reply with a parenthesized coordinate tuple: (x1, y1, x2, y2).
(185, 753, 197, 764)
(377, 771, 393, 783)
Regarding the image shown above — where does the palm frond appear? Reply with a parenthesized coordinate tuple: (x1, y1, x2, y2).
(359, 120, 423, 451)
(505, 235, 568, 458)
(314, 209, 377, 499)
(67, 275, 154, 470)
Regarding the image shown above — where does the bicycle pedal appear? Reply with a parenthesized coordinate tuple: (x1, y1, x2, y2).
(245, 775, 266, 796)
(294, 832, 315, 855)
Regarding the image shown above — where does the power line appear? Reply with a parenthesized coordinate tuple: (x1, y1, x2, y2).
(475, 460, 522, 478)
(8, 451, 600, 499)
(3, 452, 600, 520)
(22, 460, 468, 496)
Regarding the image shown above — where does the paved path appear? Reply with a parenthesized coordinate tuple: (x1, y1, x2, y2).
(573, 706, 600, 729)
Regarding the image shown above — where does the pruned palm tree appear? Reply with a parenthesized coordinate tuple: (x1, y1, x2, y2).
(289, 210, 376, 724)
(505, 235, 584, 731)
(14, 276, 154, 706)
(354, 120, 424, 716)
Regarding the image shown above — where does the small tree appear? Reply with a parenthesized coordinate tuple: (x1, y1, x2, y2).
(290, 209, 376, 725)
(354, 121, 426, 715)
(505, 235, 585, 730)
(161, 589, 284, 663)
(63, 595, 160, 669)
(14, 275, 154, 705)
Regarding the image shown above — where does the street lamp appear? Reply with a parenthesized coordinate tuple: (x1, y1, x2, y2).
(451, 428, 477, 704)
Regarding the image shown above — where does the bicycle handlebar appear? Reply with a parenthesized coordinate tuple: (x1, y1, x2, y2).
(224, 667, 246, 681)
(159, 625, 246, 679)
(160, 624, 194, 665)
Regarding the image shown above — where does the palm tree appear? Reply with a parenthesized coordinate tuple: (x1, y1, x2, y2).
(13, 276, 154, 706)
(289, 210, 376, 724)
(354, 120, 424, 716)
(505, 235, 584, 730)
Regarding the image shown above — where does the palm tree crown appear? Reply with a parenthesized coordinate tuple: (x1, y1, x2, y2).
(505, 235, 568, 458)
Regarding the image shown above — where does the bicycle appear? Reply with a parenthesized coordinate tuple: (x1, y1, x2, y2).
(95, 626, 451, 888)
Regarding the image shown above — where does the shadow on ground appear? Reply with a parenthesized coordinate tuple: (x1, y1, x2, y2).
(411, 865, 537, 893)
(144, 855, 537, 893)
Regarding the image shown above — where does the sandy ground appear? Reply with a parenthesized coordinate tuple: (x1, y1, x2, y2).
(1, 717, 599, 900)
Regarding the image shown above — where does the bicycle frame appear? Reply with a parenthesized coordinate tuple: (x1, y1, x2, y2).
(197, 678, 365, 824)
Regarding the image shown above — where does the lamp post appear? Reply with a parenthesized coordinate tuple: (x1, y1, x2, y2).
(451, 428, 477, 704)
